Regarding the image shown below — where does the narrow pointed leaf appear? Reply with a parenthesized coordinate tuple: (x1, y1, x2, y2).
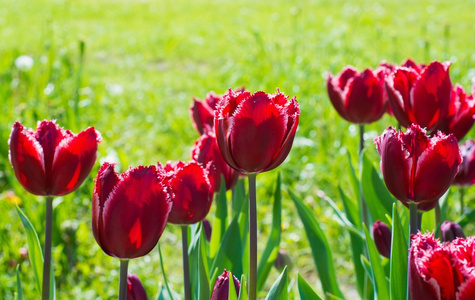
(265, 266, 288, 300)
(390, 203, 408, 300)
(211, 216, 243, 277)
(238, 274, 248, 300)
(297, 273, 323, 300)
(228, 272, 239, 300)
(16, 265, 23, 300)
(232, 178, 246, 216)
(363, 224, 389, 300)
(210, 180, 228, 260)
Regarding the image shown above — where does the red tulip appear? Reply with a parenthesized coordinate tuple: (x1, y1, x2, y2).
(8, 120, 101, 196)
(211, 270, 241, 300)
(375, 124, 461, 211)
(127, 274, 147, 300)
(437, 84, 475, 141)
(215, 89, 300, 174)
(190, 91, 222, 135)
(327, 66, 388, 124)
(453, 140, 475, 186)
(191, 131, 239, 192)
(386, 61, 453, 133)
(409, 232, 475, 300)
(160, 161, 214, 225)
(92, 163, 171, 259)
(401, 58, 425, 73)
(372, 220, 391, 258)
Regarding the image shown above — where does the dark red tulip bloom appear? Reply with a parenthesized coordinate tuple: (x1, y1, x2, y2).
(437, 84, 475, 141)
(127, 273, 147, 300)
(375, 124, 461, 211)
(190, 92, 222, 135)
(441, 221, 465, 242)
(211, 270, 241, 300)
(160, 161, 214, 225)
(202, 218, 212, 242)
(409, 232, 475, 300)
(8, 120, 101, 196)
(215, 89, 300, 174)
(372, 220, 391, 258)
(191, 131, 239, 192)
(92, 163, 171, 259)
(327, 66, 388, 124)
(401, 58, 425, 73)
(453, 140, 475, 186)
(274, 249, 292, 272)
(386, 61, 453, 133)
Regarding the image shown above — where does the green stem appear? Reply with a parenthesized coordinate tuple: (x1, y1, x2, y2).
(42, 196, 53, 300)
(158, 243, 173, 298)
(181, 226, 191, 300)
(248, 173, 257, 300)
(460, 187, 465, 215)
(358, 125, 369, 228)
(118, 259, 129, 300)
(407, 202, 418, 300)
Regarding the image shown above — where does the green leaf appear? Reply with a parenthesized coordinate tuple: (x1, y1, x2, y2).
(347, 152, 360, 200)
(257, 173, 282, 292)
(297, 273, 323, 300)
(232, 178, 246, 216)
(228, 271, 239, 300)
(157, 285, 180, 300)
(349, 231, 366, 298)
(321, 192, 363, 238)
(238, 275, 248, 300)
(238, 186, 249, 277)
(188, 224, 210, 300)
(157, 243, 176, 300)
(389, 203, 408, 300)
(363, 224, 389, 300)
(265, 266, 288, 300)
(210, 216, 243, 278)
(16, 265, 23, 300)
(210, 180, 228, 260)
(288, 189, 343, 298)
(361, 152, 395, 223)
(16, 204, 43, 295)
(338, 185, 361, 228)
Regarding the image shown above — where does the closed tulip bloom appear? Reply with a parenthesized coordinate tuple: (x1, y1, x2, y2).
(8, 120, 101, 196)
(160, 161, 214, 225)
(375, 124, 462, 211)
(453, 140, 475, 186)
(92, 163, 171, 259)
(215, 89, 300, 174)
(127, 274, 147, 300)
(441, 221, 465, 242)
(409, 232, 475, 300)
(372, 220, 391, 258)
(211, 270, 241, 300)
(437, 84, 475, 141)
(190, 92, 222, 135)
(327, 66, 387, 124)
(191, 132, 239, 192)
(386, 61, 452, 133)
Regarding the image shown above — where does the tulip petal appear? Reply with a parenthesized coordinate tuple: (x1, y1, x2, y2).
(457, 277, 475, 300)
(386, 68, 418, 127)
(50, 127, 100, 196)
(8, 122, 46, 195)
(190, 98, 215, 135)
(326, 73, 350, 122)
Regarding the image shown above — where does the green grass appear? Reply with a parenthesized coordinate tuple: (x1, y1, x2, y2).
(1, 0, 475, 298)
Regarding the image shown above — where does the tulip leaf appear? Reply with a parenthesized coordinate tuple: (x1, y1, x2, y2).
(210, 179, 228, 260)
(361, 152, 395, 223)
(349, 231, 366, 298)
(238, 186, 249, 277)
(390, 203, 408, 300)
(321, 192, 363, 238)
(297, 273, 323, 300)
(338, 185, 361, 228)
(188, 224, 210, 300)
(265, 266, 288, 300)
(238, 274, 248, 300)
(16, 204, 43, 295)
(157, 285, 180, 300)
(257, 173, 282, 292)
(347, 152, 361, 201)
(363, 223, 389, 300)
(210, 215, 243, 278)
(228, 271, 239, 300)
(232, 178, 246, 216)
(288, 189, 343, 298)
(16, 265, 23, 300)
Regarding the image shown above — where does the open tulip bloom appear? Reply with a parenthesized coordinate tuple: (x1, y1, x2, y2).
(92, 163, 172, 300)
(215, 89, 299, 300)
(9, 120, 101, 300)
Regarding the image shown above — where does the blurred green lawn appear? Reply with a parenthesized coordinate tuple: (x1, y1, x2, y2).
(1, 0, 475, 298)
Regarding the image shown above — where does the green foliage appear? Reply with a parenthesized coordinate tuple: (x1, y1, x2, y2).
(297, 273, 323, 300)
(265, 266, 288, 300)
(389, 203, 408, 300)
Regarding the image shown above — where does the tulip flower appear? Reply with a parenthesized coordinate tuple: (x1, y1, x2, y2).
(409, 232, 475, 300)
(9, 120, 101, 300)
(92, 163, 171, 300)
(211, 270, 241, 300)
(215, 88, 299, 300)
(202, 218, 212, 242)
(190, 91, 222, 135)
(453, 140, 475, 213)
(385, 61, 453, 133)
(437, 84, 475, 141)
(127, 274, 148, 300)
(372, 220, 391, 258)
(440, 221, 465, 242)
(191, 132, 239, 192)
(9, 120, 101, 196)
(274, 249, 293, 272)
(326, 66, 388, 124)
(375, 124, 461, 212)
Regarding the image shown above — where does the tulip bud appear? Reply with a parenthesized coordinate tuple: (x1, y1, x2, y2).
(453, 140, 475, 186)
(211, 270, 240, 300)
(202, 218, 212, 242)
(440, 221, 465, 242)
(274, 249, 292, 272)
(372, 220, 391, 258)
(127, 274, 147, 300)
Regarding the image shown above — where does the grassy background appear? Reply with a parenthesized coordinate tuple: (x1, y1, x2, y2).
(1, 0, 475, 298)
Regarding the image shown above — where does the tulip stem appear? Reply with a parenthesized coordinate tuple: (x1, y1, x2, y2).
(181, 226, 191, 300)
(158, 243, 174, 299)
(42, 196, 53, 300)
(359, 124, 365, 153)
(248, 173, 257, 300)
(118, 259, 129, 300)
(460, 187, 465, 215)
(358, 124, 370, 232)
(407, 202, 418, 300)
